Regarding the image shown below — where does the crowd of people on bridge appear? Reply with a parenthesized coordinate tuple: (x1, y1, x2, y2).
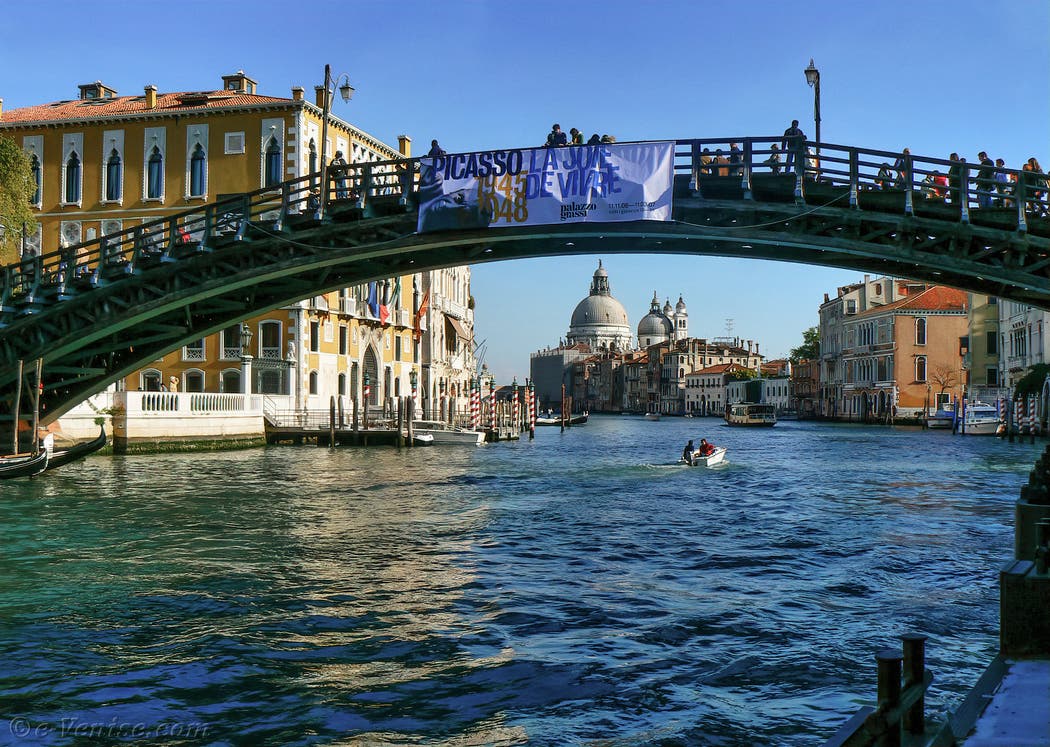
(544, 124, 617, 147)
(907, 151, 1049, 215)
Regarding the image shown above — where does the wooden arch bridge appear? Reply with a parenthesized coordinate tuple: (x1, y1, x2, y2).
(2, 135, 1049, 424)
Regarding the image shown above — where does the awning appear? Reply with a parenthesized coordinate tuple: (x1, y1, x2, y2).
(445, 315, 471, 341)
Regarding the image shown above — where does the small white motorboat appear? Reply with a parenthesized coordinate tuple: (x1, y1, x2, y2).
(413, 432, 435, 446)
(645, 412, 661, 421)
(684, 446, 727, 468)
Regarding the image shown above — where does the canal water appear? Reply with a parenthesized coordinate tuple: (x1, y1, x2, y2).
(0, 417, 1040, 746)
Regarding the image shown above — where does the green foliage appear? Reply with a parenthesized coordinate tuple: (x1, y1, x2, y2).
(789, 326, 820, 363)
(1014, 363, 1050, 399)
(0, 134, 37, 265)
(726, 368, 757, 381)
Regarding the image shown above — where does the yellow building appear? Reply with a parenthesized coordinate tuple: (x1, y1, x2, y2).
(0, 71, 453, 409)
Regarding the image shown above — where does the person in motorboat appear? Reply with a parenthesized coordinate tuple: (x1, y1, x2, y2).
(683, 440, 694, 464)
(698, 438, 716, 457)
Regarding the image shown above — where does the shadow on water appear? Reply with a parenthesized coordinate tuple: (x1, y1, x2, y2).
(0, 416, 1039, 745)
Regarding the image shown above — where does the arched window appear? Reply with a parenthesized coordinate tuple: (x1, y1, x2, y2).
(30, 154, 41, 205)
(309, 370, 319, 395)
(184, 369, 205, 392)
(64, 151, 81, 203)
(915, 317, 927, 345)
(265, 137, 281, 187)
(350, 362, 359, 396)
(363, 348, 379, 405)
(105, 149, 122, 201)
(147, 146, 163, 199)
(190, 144, 207, 197)
(141, 369, 162, 391)
(338, 373, 346, 396)
(221, 369, 241, 393)
(915, 356, 927, 382)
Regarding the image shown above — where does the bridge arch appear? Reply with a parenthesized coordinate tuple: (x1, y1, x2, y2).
(1, 136, 1049, 423)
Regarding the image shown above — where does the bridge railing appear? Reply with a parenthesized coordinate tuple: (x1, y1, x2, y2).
(2, 138, 1048, 318)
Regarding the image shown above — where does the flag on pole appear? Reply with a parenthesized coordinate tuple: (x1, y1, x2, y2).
(379, 280, 391, 325)
(415, 290, 430, 342)
(367, 282, 379, 318)
(392, 276, 402, 310)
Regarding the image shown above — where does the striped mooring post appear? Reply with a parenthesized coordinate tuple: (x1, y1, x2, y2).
(1029, 395, 1037, 442)
(1016, 398, 1024, 441)
(513, 385, 520, 432)
(490, 380, 497, 434)
(470, 380, 480, 430)
(528, 380, 536, 439)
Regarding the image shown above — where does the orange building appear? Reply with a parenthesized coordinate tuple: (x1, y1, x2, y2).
(841, 285, 968, 419)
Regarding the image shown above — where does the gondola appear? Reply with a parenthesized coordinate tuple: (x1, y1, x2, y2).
(0, 449, 50, 479)
(46, 426, 108, 471)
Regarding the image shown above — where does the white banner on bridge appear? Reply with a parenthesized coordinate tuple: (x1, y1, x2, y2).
(416, 142, 674, 233)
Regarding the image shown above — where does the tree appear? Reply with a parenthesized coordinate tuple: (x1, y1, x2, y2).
(726, 367, 757, 381)
(0, 134, 37, 265)
(789, 326, 819, 363)
(929, 364, 959, 396)
(1014, 363, 1050, 399)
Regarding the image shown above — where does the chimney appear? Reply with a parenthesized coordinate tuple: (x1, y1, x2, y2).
(144, 85, 157, 110)
(291, 86, 304, 102)
(314, 85, 327, 108)
(398, 135, 412, 157)
(824, 292, 829, 302)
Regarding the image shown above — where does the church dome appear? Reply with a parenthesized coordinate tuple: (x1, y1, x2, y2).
(637, 291, 673, 340)
(566, 261, 632, 350)
(675, 295, 687, 313)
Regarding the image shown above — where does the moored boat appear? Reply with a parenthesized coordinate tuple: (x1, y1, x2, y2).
(960, 401, 1000, 435)
(412, 432, 434, 446)
(0, 449, 50, 479)
(413, 420, 485, 446)
(644, 412, 661, 421)
(46, 426, 108, 470)
(725, 403, 777, 427)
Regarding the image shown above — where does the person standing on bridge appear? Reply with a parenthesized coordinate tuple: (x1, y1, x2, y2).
(947, 153, 964, 205)
(728, 143, 742, 176)
(976, 151, 995, 209)
(782, 120, 805, 172)
(428, 139, 446, 157)
(546, 124, 568, 148)
(330, 151, 349, 200)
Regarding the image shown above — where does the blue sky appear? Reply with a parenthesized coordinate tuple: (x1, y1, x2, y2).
(3, 0, 1048, 383)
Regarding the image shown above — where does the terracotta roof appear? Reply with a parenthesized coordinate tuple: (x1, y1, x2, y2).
(856, 285, 968, 316)
(690, 362, 748, 375)
(1, 90, 296, 125)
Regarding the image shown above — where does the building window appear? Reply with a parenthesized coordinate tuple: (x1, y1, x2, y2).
(184, 369, 205, 392)
(64, 151, 81, 203)
(104, 149, 122, 201)
(915, 356, 927, 382)
(221, 369, 241, 393)
(141, 369, 162, 391)
(265, 137, 281, 187)
(915, 317, 927, 345)
(183, 338, 206, 361)
(260, 321, 281, 359)
(986, 330, 998, 355)
(225, 132, 245, 154)
(986, 367, 999, 387)
(338, 373, 346, 396)
(221, 324, 243, 359)
(190, 144, 207, 197)
(310, 321, 320, 352)
(30, 154, 41, 205)
(309, 370, 318, 395)
(339, 325, 347, 355)
(147, 146, 164, 199)
(395, 334, 402, 361)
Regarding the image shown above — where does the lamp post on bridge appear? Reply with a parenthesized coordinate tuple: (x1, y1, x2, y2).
(240, 322, 254, 395)
(804, 58, 821, 163)
(318, 64, 355, 214)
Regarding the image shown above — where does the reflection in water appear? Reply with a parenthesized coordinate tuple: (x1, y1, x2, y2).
(0, 419, 1036, 745)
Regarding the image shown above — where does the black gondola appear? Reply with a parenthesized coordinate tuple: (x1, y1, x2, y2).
(46, 426, 107, 471)
(0, 449, 49, 479)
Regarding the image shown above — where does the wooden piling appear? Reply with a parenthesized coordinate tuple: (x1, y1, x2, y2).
(12, 359, 23, 454)
(328, 396, 335, 447)
(875, 649, 903, 747)
(407, 396, 415, 446)
(396, 397, 404, 448)
(900, 633, 927, 735)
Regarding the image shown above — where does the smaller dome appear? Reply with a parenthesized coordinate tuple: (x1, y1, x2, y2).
(662, 299, 673, 315)
(638, 310, 673, 338)
(675, 295, 687, 312)
(593, 260, 608, 278)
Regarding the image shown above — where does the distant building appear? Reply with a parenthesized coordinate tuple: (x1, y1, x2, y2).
(566, 261, 633, 351)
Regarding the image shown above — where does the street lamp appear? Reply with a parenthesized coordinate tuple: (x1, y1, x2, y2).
(319, 63, 355, 211)
(240, 322, 254, 394)
(804, 58, 821, 160)
(240, 322, 254, 356)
